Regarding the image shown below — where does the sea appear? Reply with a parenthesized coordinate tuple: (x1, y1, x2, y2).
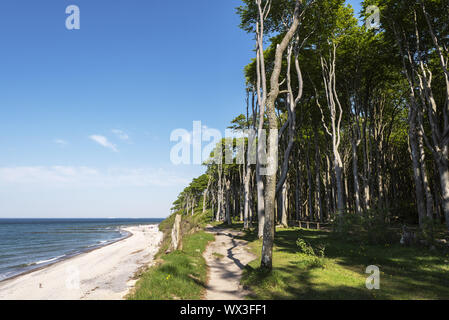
(0, 218, 163, 282)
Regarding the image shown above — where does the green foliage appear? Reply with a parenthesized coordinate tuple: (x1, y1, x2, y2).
(237, 0, 313, 34)
(363, 210, 399, 245)
(171, 174, 210, 215)
(333, 210, 400, 245)
(296, 238, 316, 256)
(296, 237, 326, 268)
(228, 114, 251, 130)
(418, 216, 437, 245)
(157, 208, 212, 260)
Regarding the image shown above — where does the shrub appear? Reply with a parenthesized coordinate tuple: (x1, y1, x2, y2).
(362, 209, 398, 245)
(417, 216, 437, 245)
(333, 211, 363, 235)
(296, 237, 326, 268)
(333, 209, 399, 245)
(296, 238, 316, 256)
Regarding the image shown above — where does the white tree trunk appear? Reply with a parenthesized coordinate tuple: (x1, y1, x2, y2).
(281, 180, 288, 227)
(261, 0, 302, 270)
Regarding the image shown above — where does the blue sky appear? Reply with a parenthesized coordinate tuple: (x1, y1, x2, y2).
(0, 0, 362, 218)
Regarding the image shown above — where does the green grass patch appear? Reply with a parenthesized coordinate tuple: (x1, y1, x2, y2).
(240, 227, 449, 300)
(128, 230, 214, 300)
(156, 209, 213, 259)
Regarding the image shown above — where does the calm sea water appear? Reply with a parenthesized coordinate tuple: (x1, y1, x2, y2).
(0, 218, 163, 281)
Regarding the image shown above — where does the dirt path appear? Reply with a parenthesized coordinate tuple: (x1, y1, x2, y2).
(203, 225, 256, 300)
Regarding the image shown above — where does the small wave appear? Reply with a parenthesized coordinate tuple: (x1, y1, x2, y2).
(34, 255, 65, 265)
(87, 239, 111, 248)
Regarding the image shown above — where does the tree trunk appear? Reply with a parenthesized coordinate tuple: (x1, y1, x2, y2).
(280, 179, 289, 227)
(436, 155, 449, 229)
(334, 154, 345, 214)
(260, 0, 302, 270)
(170, 214, 182, 251)
(254, 0, 268, 239)
(314, 131, 323, 221)
(225, 178, 231, 225)
(295, 149, 302, 220)
(317, 43, 345, 215)
(216, 164, 223, 222)
(409, 106, 427, 225)
(362, 118, 371, 211)
(417, 118, 434, 220)
(351, 132, 361, 214)
(243, 165, 251, 229)
(306, 140, 314, 220)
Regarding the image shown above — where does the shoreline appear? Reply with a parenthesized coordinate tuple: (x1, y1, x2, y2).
(0, 228, 134, 284)
(0, 224, 163, 300)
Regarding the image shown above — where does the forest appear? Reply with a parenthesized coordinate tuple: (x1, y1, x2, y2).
(170, 0, 449, 274)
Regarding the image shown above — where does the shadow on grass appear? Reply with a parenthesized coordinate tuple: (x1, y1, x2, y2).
(239, 227, 449, 299)
(243, 262, 373, 300)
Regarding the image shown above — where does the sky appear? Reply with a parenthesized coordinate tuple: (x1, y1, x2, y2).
(347, 0, 363, 19)
(0, 0, 362, 219)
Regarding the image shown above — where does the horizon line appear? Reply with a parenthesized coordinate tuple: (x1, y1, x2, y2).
(0, 217, 166, 219)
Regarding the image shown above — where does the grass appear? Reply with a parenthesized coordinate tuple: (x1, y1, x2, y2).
(128, 230, 214, 300)
(128, 208, 214, 300)
(240, 227, 449, 300)
(156, 209, 213, 259)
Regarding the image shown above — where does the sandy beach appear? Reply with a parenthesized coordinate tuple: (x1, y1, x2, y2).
(0, 224, 163, 300)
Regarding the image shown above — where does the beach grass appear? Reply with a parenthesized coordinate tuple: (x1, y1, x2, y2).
(128, 230, 214, 300)
(239, 227, 449, 300)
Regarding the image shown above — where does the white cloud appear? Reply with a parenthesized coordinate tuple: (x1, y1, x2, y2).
(54, 139, 68, 146)
(0, 166, 189, 188)
(111, 129, 130, 141)
(89, 135, 118, 152)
